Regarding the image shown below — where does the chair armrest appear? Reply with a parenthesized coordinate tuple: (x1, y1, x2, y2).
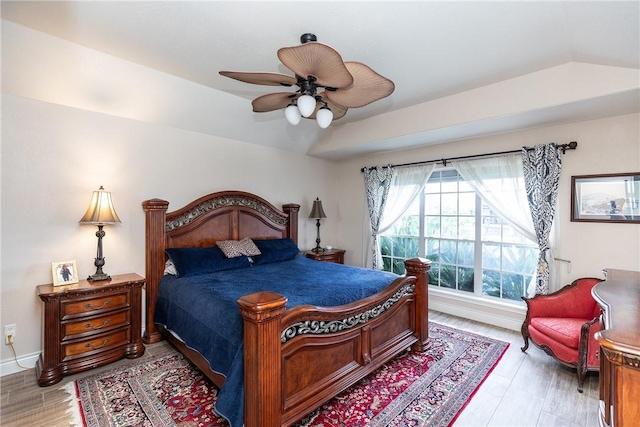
(579, 317, 600, 354)
(582, 316, 600, 332)
(579, 316, 601, 361)
(581, 316, 601, 344)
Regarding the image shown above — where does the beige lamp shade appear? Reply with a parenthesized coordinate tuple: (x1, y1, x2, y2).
(79, 186, 121, 225)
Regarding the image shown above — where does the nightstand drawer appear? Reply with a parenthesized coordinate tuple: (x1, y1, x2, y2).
(61, 292, 129, 319)
(63, 310, 129, 340)
(305, 249, 345, 264)
(63, 329, 130, 359)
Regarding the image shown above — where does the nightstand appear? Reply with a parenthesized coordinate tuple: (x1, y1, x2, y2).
(35, 273, 145, 386)
(305, 248, 346, 264)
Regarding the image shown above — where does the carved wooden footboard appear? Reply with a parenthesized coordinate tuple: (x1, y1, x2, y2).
(239, 258, 430, 427)
(143, 191, 430, 427)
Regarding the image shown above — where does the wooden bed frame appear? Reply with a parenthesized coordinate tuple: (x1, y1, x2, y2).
(143, 190, 431, 427)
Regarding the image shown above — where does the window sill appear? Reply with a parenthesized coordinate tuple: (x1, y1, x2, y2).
(428, 286, 526, 331)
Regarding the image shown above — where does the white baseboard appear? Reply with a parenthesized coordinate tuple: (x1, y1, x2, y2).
(1, 351, 39, 377)
(429, 287, 526, 331)
(1, 327, 149, 378)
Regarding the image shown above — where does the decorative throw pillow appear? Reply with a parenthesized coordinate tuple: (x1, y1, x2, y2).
(252, 238, 300, 265)
(164, 259, 178, 276)
(165, 246, 251, 277)
(216, 238, 261, 258)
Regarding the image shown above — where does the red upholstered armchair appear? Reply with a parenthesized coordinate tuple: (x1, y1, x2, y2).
(521, 277, 604, 392)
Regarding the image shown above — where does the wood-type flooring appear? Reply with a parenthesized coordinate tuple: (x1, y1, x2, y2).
(0, 311, 599, 426)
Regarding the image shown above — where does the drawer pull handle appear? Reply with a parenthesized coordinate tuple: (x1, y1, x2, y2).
(85, 319, 111, 330)
(85, 299, 111, 310)
(85, 338, 110, 350)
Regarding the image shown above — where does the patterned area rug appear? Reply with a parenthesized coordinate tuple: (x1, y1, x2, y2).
(64, 322, 508, 427)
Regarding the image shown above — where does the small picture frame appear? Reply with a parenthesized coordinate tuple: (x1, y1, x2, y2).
(571, 172, 640, 223)
(52, 260, 79, 286)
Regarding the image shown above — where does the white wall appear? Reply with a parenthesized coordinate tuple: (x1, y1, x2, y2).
(2, 17, 638, 375)
(336, 113, 640, 278)
(0, 94, 338, 373)
(333, 114, 640, 328)
(0, 20, 341, 374)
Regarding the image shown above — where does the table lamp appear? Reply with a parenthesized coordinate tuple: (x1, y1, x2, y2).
(79, 186, 121, 281)
(309, 197, 327, 252)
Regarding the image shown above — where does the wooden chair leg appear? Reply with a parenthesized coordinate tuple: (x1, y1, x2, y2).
(577, 367, 586, 393)
(576, 318, 598, 393)
(520, 322, 530, 352)
(577, 344, 587, 393)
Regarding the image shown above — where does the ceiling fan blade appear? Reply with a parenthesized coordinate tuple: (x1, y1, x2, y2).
(277, 42, 353, 89)
(219, 71, 297, 87)
(323, 62, 394, 109)
(251, 92, 298, 113)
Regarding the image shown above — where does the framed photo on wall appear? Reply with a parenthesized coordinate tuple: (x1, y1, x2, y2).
(571, 172, 640, 223)
(52, 260, 79, 286)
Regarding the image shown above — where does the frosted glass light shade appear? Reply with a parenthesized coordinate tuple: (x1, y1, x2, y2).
(297, 94, 316, 118)
(316, 108, 333, 129)
(285, 105, 301, 125)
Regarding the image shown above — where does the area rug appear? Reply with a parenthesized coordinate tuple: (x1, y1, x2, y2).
(63, 322, 508, 427)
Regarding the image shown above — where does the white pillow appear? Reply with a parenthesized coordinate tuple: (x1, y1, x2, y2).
(164, 259, 178, 276)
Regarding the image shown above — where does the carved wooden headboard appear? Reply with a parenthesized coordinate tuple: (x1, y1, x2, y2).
(142, 190, 300, 343)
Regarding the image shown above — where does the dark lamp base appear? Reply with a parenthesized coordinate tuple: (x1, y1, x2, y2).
(311, 247, 325, 253)
(87, 273, 111, 282)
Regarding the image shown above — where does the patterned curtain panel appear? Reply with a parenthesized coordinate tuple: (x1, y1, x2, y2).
(522, 143, 562, 295)
(364, 165, 394, 269)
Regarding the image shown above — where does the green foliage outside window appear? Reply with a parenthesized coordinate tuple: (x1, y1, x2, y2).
(379, 170, 538, 303)
(381, 234, 532, 300)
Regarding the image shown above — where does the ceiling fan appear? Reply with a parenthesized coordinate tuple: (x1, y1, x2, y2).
(219, 33, 395, 128)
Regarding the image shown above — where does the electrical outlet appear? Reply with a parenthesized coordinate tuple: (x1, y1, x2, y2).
(4, 324, 16, 345)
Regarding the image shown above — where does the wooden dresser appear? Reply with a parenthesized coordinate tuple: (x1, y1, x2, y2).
(36, 273, 145, 386)
(592, 269, 640, 427)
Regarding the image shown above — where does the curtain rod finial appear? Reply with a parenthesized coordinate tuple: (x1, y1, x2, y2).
(560, 141, 578, 154)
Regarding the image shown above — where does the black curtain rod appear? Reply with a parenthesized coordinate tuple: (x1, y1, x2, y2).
(360, 141, 577, 172)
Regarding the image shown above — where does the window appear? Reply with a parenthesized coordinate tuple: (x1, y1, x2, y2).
(380, 169, 538, 302)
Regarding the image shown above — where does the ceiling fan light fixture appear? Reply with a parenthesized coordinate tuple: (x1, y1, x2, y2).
(285, 104, 301, 125)
(297, 94, 316, 118)
(316, 107, 333, 129)
(219, 33, 394, 129)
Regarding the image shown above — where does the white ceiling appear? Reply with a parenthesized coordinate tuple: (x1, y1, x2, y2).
(2, 1, 639, 159)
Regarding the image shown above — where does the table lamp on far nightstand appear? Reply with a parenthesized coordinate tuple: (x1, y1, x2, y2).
(309, 197, 327, 252)
(79, 186, 121, 281)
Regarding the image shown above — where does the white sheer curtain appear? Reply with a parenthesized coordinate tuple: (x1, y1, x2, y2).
(363, 164, 435, 269)
(452, 154, 539, 295)
(379, 164, 436, 234)
(452, 154, 536, 242)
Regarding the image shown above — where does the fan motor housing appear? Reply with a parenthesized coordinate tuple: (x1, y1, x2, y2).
(300, 33, 317, 44)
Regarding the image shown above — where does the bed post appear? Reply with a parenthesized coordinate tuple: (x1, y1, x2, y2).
(142, 198, 169, 344)
(237, 291, 288, 427)
(405, 257, 431, 352)
(282, 203, 299, 245)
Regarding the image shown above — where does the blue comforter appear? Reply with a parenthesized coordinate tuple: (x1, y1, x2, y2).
(154, 255, 398, 427)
